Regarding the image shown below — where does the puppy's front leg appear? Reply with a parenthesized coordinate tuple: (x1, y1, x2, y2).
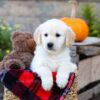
(56, 63, 77, 89)
(56, 66, 70, 89)
(34, 67, 53, 91)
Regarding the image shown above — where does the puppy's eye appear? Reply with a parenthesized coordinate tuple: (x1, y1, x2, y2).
(56, 33, 61, 37)
(44, 33, 48, 37)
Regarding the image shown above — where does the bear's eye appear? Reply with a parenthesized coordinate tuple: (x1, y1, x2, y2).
(56, 33, 61, 37)
(44, 33, 48, 37)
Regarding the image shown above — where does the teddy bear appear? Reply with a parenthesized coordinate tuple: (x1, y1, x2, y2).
(0, 32, 36, 100)
(0, 32, 36, 70)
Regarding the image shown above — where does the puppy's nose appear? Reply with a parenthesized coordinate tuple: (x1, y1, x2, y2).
(47, 42, 54, 49)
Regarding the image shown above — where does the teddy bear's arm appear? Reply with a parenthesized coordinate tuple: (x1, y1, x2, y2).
(3, 51, 18, 61)
(2, 59, 26, 70)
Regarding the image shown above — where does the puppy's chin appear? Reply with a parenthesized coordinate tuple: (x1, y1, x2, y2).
(47, 49, 55, 54)
(43, 47, 56, 55)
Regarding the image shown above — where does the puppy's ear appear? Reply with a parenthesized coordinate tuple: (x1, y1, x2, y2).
(33, 26, 41, 45)
(65, 27, 75, 46)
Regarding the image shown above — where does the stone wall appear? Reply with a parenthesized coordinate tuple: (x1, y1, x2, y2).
(0, 0, 71, 32)
(0, 0, 99, 33)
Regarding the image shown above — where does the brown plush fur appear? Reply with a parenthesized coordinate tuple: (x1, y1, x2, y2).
(0, 32, 36, 70)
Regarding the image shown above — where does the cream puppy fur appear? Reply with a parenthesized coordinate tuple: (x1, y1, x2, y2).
(30, 19, 77, 91)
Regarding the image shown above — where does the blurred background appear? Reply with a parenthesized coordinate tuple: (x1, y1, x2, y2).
(0, 0, 100, 100)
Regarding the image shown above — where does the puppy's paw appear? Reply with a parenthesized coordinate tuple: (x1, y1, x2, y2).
(56, 73, 69, 89)
(42, 77, 53, 91)
(69, 63, 77, 72)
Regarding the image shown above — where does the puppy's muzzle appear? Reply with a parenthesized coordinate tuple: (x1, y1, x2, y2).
(47, 42, 54, 50)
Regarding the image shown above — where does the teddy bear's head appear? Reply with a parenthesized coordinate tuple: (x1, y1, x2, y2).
(11, 32, 36, 53)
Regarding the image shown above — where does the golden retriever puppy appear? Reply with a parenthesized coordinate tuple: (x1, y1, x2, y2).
(30, 19, 77, 91)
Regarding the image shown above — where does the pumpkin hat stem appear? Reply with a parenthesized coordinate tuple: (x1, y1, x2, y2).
(69, 0, 78, 18)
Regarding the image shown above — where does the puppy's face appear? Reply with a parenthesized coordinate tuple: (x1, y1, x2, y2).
(34, 19, 75, 54)
(41, 25, 66, 53)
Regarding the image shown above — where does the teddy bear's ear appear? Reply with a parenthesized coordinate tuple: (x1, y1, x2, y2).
(11, 32, 23, 40)
(27, 39, 36, 52)
(24, 32, 33, 39)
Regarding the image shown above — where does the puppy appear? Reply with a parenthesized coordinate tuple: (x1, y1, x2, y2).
(30, 19, 77, 91)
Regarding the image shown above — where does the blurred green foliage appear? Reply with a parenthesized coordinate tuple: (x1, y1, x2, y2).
(0, 19, 20, 61)
(81, 4, 100, 37)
